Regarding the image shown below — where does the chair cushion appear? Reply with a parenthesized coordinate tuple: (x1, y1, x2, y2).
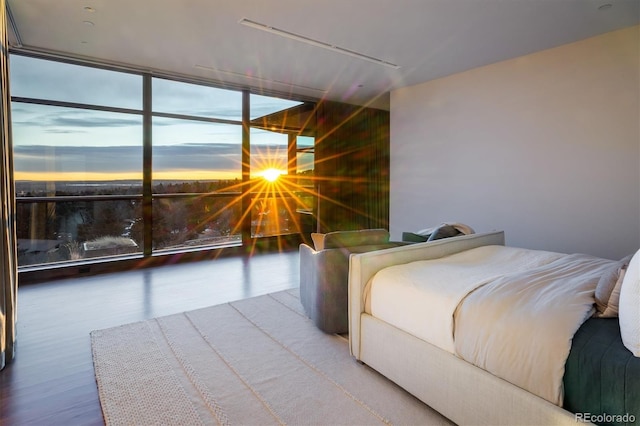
(322, 229, 390, 249)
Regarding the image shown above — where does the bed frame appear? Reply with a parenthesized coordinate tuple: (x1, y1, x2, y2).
(348, 231, 582, 425)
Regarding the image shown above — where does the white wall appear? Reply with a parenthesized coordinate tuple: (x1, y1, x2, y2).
(390, 26, 639, 259)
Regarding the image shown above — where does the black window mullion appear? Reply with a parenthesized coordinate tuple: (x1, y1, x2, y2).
(288, 134, 297, 176)
(151, 110, 240, 126)
(142, 74, 153, 256)
(10, 96, 142, 116)
(241, 90, 251, 246)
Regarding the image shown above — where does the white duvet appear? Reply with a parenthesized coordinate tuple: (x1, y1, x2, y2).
(367, 245, 615, 405)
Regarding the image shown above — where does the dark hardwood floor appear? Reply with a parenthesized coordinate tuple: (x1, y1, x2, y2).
(0, 250, 300, 425)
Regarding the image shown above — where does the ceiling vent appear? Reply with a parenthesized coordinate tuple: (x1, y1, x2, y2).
(238, 18, 400, 69)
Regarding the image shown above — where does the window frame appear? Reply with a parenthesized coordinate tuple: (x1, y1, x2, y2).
(10, 52, 316, 272)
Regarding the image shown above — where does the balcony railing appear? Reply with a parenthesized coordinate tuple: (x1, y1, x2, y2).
(16, 191, 315, 268)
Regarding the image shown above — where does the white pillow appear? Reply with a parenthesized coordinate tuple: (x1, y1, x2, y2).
(619, 248, 640, 357)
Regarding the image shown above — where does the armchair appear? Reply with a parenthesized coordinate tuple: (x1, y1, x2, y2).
(299, 229, 407, 333)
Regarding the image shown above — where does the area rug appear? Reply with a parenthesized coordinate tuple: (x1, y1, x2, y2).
(91, 289, 451, 425)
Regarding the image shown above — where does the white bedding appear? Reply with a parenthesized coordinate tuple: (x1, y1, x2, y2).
(367, 245, 616, 405)
(368, 245, 564, 353)
(454, 253, 613, 405)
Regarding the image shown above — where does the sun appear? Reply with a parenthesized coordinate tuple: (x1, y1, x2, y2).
(261, 168, 284, 182)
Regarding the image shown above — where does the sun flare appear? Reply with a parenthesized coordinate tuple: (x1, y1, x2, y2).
(261, 168, 284, 182)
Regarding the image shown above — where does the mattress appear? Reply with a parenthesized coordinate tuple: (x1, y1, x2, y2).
(563, 317, 640, 425)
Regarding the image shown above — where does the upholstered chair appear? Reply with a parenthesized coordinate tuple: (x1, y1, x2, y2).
(299, 229, 407, 333)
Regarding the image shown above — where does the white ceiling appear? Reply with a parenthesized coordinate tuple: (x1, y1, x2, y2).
(7, 0, 640, 109)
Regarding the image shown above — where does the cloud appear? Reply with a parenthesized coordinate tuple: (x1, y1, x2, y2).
(45, 129, 87, 134)
(14, 145, 142, 173)
(11, 55, 308, 137)
(13, 143, 288, 175)
(12, 106, 143, 129)
(152, 143, 241, 171)
(171, 107, 242, 120)
(50, 116, 143, 128)
(11, 55, 142, 108)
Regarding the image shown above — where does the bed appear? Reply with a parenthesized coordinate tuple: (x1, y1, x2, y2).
(348, 231, 639, 425)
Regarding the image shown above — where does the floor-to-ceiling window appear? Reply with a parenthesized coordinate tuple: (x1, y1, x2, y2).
(151, 77, 245, 252)
(11, 56, 144, 266)
(10, 53, 315, 269)
(249, 97, 316, 239)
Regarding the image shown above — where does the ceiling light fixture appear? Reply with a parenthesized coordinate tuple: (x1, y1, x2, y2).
(238, 18, 400, 69)
(82, 20, 95, 26)
(194, 64, 328, 93)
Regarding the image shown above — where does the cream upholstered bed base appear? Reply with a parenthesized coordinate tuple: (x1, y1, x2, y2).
(348, 231, 583, 425)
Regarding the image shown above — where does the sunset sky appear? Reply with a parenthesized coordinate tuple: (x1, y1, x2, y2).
(10, 55, 312, 182)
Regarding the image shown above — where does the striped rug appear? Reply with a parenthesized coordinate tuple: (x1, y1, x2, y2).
(91, 289, 451, 425)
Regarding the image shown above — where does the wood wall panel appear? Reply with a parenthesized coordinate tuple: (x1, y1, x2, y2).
(315, 101, 390, 232)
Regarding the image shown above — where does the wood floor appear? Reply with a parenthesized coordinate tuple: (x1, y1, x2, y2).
(0, 249, 300, 425)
